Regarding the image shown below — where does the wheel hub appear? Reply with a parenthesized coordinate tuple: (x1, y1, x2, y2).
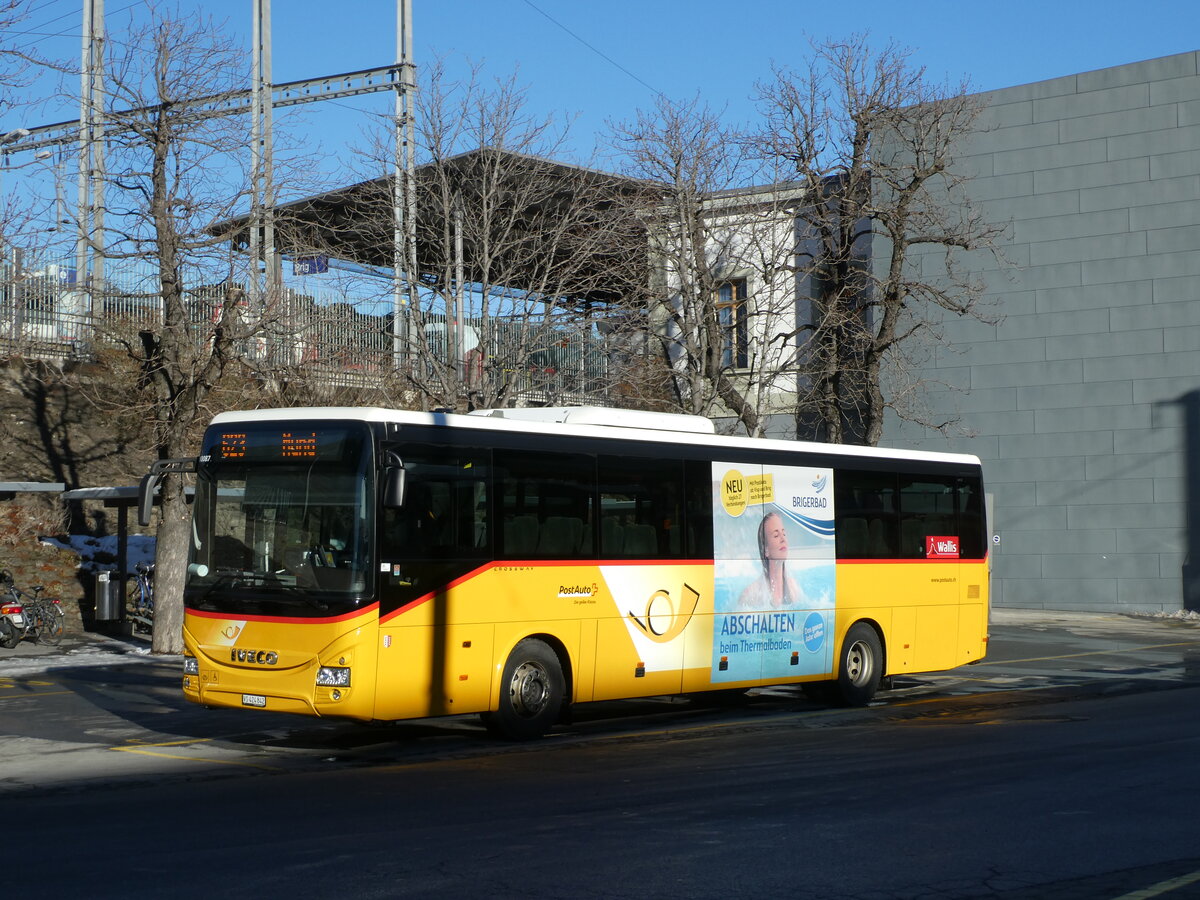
(846, 640, 873, 686)
(509, 661, 550, 718)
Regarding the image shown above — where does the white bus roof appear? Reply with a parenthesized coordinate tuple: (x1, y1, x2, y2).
(468, 406, 715, 434)
(208, 406, 982, 469)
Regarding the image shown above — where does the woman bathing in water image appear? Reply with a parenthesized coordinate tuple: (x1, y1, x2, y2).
(738, 510, 801, 610)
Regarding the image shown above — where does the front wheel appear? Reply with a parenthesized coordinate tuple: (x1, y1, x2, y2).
(486, 639, 565, 740)
(836, 622, 883, 706)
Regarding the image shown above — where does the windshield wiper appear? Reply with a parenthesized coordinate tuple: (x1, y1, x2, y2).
(271, 582, 329, 611)
(192, 568, 330, 611)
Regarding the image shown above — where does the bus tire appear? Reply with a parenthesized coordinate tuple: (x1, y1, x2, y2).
(836, 622, 883, 706)
(488, 638, 564, 740)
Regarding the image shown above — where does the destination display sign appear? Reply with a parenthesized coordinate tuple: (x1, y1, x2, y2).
(205, 424, 363, 463)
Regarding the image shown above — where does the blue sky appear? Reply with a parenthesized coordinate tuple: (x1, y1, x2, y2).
(7, 0, 1200, 181)
(265, 0, 1200, 151)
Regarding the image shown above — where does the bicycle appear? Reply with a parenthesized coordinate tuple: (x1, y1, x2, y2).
(127, 562, 154, 634)
(27, 590, 64, 645)
(0, 570, 64, 645)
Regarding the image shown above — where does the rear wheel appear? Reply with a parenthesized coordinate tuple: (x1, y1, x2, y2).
(836, 622, 883, 706)
(486, 639, 565, 740)
(0, 621, 20, 649)
(36, 602, 64, 645)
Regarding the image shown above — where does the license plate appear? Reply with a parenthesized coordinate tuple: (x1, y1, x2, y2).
(241, 694, 267, 708)
(10, 615, 23, 626)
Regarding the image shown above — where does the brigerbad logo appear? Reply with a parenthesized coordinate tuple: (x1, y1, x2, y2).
(792, 471, 830, 510)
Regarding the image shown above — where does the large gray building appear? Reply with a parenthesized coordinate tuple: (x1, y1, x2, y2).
(888, 51, 1200, 613)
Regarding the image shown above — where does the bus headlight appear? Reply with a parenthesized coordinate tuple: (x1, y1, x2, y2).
(183, 655, 199, 675)
(316, 666, 351, 687)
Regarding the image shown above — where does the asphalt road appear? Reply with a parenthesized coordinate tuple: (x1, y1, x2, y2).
(3, 609, 1200, 899)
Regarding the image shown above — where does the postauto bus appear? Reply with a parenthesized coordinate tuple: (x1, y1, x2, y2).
(138, 405, 989, 739)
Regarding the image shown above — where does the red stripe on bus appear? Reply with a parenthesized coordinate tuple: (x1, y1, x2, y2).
(377, 558, 715, 623)
(185, 604, 379, 626)
(380, 562, 495, 623)
(590, 558, 713, 567)
(837, 556, 989, 564)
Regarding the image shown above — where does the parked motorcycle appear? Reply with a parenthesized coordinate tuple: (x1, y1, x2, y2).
(0, 598, 24, 649)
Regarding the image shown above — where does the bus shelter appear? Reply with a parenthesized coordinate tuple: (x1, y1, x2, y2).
(60, 485, 192, 625)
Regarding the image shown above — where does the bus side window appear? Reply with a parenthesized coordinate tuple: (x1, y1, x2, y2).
(898, 476, 958, 558)
(380, 445, 490, 560)
(835, 470, 898, 559)
(495, 449, 594, 560)
(684, 460, 713, 558)
(956, 477, 986, 559)
(597, 456, 686, 560)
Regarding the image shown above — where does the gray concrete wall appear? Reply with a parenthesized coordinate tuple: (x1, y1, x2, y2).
(884, 51, 1200, 613)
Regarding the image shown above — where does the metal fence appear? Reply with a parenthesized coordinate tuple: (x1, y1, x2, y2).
(0, 254, 168, 350)
(0, 254, 613, 402)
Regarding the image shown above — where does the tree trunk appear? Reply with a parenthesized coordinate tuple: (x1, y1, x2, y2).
(152, 474, 189, 654)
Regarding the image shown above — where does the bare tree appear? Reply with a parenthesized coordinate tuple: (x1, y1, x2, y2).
(1, 1, 68, 348)
(408, 63, 645, 411)
(278, 61, 646, 412)
(753, 36, 1002, 445)
(607, 95, 801, 436)
(75, 7, 281, 653)
(0, 1, 56, 124)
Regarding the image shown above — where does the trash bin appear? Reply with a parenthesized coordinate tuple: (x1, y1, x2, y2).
(95, 572, 121, 621)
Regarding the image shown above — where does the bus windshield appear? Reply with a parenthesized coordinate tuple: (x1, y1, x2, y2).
(186, 421, 375, 616)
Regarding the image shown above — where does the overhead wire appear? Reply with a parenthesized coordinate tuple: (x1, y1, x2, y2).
(8, 0, 90, 42)
(7, 0, 146, 49)
(518, 0, 664, 101)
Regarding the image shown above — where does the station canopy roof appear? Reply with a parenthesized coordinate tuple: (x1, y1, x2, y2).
(0, 482, 64, 501)
(214, 148, 656, 311)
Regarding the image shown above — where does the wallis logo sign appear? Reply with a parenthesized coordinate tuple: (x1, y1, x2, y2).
(926, 536, 960, 559)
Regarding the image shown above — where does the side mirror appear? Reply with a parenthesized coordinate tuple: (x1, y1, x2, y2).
(137, 471, 159, 527)
(137, 458, 198, 527)
(383, 465, 406, 509)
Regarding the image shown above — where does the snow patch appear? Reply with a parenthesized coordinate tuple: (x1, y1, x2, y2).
(0, 643, 166, 677)
(40, 534, 156, 573)
(1139, 609, 1200, 622)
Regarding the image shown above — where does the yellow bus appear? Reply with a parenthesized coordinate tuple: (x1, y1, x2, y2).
(144, 405, 989, 739)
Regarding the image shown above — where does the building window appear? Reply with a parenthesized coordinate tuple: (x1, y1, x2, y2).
(717, 278, 748, 369)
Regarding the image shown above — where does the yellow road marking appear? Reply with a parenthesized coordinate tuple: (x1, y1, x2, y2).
(111, 738, 284, 771)
(978, 640, 1200, 666)
(124, 737, 213, 748)
(1110, 868, 1200, 899)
